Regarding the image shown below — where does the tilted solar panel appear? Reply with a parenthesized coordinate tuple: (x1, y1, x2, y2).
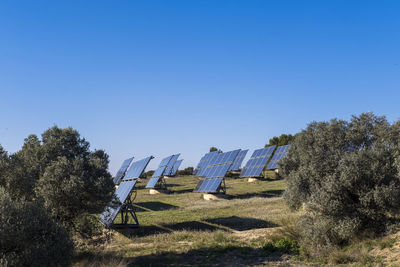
(240, 146, 276, 177)
(193, 179, 205, 192)
(159, 155, 174, 167)
(113, 157, 134, 184)
(145, 154, 175, 188)
(199, 149, 240, 178)
(194, 151, 219, 176)
(229, 149, 248, 171)
(267, 145, 290, 169)
(164, 154, 180, 176)
(170, 159, 183, 176)
(145, 177, 160, 188)
(197, 178, 223, 192)
(99, 180, 137, 227)
(123, 156, 153, 181)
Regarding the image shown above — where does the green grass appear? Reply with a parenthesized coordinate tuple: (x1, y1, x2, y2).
(75, 175, 298, 266)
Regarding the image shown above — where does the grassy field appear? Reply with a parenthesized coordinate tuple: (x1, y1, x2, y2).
(74, 173, 303, 266)
(73, 173, 400, 266)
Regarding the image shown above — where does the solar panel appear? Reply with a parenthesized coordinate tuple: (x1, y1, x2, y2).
(240, 146, 276, 177)
(267, 145, 290, 169)
(194, 151, 220, 176)
(123, 156, 153, 181)
(164, 154, 180, 176)
(196, 178, 223, 192)
(198, 149, 240, 178)
(99, 180, 137, 227)
(145, 177, 160, 188)
(193, 179, 205, 192)
(113, 157, 134, 184)
(145, 154, 174, 188)
(229, 149, 248, 171)
(170, 159, 183, 176)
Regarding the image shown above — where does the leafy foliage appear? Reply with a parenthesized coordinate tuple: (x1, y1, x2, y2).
(209, 147, 222, 153)
(177, 167, 194, 176)
(280, 113, 400, 248)
(33, 127, 114, 227)
(266, 134, 294, 147)
(0, 187, 73, 267)
(1, 126, 114, 230)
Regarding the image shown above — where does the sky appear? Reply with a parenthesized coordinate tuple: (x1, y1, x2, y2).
(0, 0, 399, 174)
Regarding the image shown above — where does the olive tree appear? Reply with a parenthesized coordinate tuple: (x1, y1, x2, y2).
(34, 126, 114, 228)
(280, 113, 400, 248)
(0, 187, 73, 267)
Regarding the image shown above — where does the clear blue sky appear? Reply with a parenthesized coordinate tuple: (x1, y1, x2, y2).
(1, 1, 399, 174)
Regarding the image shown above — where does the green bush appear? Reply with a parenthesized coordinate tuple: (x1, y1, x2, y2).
(263, 237, 299, 255)
(0, 187, 73, 266)
(280, 113, 400, 249)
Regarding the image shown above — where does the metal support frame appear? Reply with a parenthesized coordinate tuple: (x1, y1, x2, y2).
(155, 177, 167, 190)
(219, 178, 227, 194)
(112, 190, 139, 228)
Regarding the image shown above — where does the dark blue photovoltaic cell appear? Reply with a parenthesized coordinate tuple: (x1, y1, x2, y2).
(123, 156, 153, 181)
(240, 146, 276, 177)
(151, 165, 168, 178)
(194, 151, 220, 176)
(170, 159, 183, 176)
(199, 149, 240, 178)
(193, 179, 204, 192)
(145, 177, 160, 188)
(99, 180, 137, 227)
(113, 157, 134, 184)
(197, 178, 223, 192)
(164, 154, 180, 176)
(229, 149, 248, 171)
(159, 155, 174, 167)
(267, 145, 290, 169)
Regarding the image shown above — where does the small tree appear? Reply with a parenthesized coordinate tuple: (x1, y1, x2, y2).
(280, 113, 400, 249)
(178, 167, 193, 176)
(209, 147, 222, 153)
(0, 187, 73, 266)
(34, 126, 114, 228)
(266, 134, 294, 147)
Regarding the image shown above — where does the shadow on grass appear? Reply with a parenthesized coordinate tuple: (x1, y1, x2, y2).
(170, 188, 195, 194)
(161, 220, 226, 232)
(204, 216, 278, 231)
(134, 202, 179, 212)
(226, 189, 285, 200)
(126, 245, 286, 266)
(116, 225, 171, 238)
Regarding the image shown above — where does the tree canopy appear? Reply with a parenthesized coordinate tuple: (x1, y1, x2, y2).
(265, 134, 294, 147)
(209, 147, 222, 153)
(280, 113, 400, 249)
(0, 126, 114, 228)
(0, 187, 73, 266)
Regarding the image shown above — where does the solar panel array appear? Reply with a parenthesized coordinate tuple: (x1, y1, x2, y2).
(267, 145, 290, 169)
(170, 159, 183, 176)
(113, 157, 134, 184)
(229, 149, 248, 171)
(123, 156, 153, 181)
(164, 154, 181, 176)
(193, 178, 223, 192)
(196, 149, 240, 178)
(145, 154, 174, 188)
(194, 151, 219, 176)
(100, 180, 137, 227)
(240, 146, 276, 177)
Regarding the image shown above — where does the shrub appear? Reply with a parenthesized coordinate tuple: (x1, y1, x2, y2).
(263, 237, 299, 255)
(177, 167, 193, 176)
(0, 187, 73, 266)
(280, 113, 400, 248)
